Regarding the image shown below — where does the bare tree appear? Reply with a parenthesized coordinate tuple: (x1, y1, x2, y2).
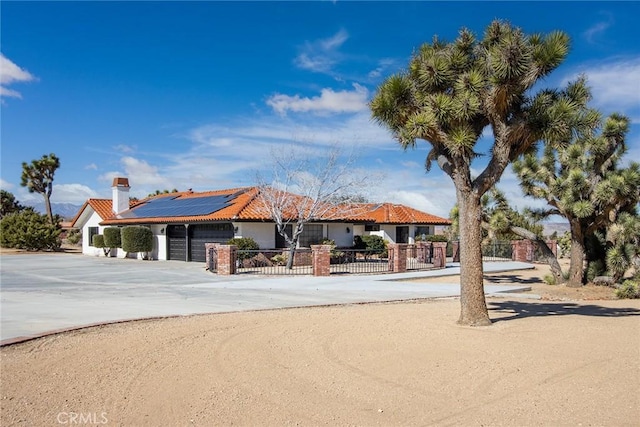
(256, 146, 369, 269)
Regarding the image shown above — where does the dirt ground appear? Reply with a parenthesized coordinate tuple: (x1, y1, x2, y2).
(1, 261, 639, 426)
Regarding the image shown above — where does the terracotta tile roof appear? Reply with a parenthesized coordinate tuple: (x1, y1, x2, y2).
(70, 198, 140, 227)
(94, 186, 450, 226)
(100, 188, 259, 225)
(360, 203, 451, 225)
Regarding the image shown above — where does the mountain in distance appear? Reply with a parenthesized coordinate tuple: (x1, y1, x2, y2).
(24, 201, 82, 220)
(542, 222, 570, 238)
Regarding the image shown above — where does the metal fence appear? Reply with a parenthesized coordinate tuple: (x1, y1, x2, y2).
(236, 249, 313, 275)
(206, 246, 217, 272)
(329, 249, 391, 275)
(406, 244, 434, 271)
(481, 241, 513, 261)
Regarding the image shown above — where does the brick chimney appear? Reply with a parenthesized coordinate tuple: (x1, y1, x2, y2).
(112, 177, 130, 214)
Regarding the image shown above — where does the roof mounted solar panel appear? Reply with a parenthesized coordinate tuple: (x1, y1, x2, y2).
(125, 194, 235, 219)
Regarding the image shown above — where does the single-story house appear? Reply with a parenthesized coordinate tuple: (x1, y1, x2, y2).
(71, 177, 451, 262)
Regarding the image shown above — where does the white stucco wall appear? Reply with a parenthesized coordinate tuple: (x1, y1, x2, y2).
(150, 224, 167, 261)
(327, 223, 354, 247)
(81, 211, 107, 257)
(235, 222, 275, 249)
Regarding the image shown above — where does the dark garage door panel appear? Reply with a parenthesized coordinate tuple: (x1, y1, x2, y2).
(167, 225, 187, 261)
(189, 223, 234, 263)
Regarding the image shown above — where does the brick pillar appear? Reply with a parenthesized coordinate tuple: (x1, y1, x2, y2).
(311, 244, 331, 276)
(217, 244, 237, 275)
(432, 242, 447, 269)
(451, 241, 460, 262)
(390, 243, 407, 273)
(511, 240, 534, 262)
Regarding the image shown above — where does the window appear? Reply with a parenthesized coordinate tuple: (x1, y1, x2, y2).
(365, 224, 380, 232)
(88, 227, 99, 246)
(299, 224, 324, 247)
(275, 223, 324, 248)
(415, 226, 430, 238)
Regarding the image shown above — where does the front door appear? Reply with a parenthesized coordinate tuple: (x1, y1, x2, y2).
(396, 226, 409, 244)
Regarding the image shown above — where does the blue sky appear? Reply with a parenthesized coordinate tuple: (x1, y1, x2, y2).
(2, 1, 639, 218)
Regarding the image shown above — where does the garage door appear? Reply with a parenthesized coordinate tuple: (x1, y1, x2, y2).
(167, 225, 187, 261)
(189, 223, 234, 262)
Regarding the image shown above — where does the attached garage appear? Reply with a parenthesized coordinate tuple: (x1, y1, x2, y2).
(189, 223, 234, 262)
(167, 225, 187, 261)
(167, 223, 234, 262)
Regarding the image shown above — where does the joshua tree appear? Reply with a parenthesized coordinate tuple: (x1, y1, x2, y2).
(370, 20, 588, 325)
(514, 110, 640, 286)
(20, 153, 60, 225)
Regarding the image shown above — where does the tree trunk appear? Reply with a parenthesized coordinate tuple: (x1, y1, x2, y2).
(510, 226, 565, 284)
(286, 244, 296, 270)
(457, 190, 491, 326)
(567, 223, 585, 287)
(44, 194, 54, 225)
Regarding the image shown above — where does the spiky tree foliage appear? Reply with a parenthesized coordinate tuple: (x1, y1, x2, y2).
(370, 20, 580, 325)
(1, 190, 24, 219)
(20, 153, 60, 225)
(514, 110, 640, 287)
(603, 212, 639, 283)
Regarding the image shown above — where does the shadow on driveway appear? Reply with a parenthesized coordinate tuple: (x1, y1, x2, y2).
(489, 300, 640, 323)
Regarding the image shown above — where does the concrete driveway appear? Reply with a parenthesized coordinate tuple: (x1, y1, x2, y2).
(0, 254, 534, 344)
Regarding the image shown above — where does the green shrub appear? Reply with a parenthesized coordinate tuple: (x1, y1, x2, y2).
(0, 209, 61, 251)
(543, 274, 557, 286)
(616, 280, 640, 299)
(92, 234, 105, 248)
(66, 228, 81, 245)
(227, 237, 259, 250)
(103, 227, 121, 248)
(227, 237, 259, 261)
(121, 226, 153, 254)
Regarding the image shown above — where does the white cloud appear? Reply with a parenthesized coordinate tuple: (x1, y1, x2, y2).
(0, 178, 15, 191)
(0, 54, 36, 101)
(114, 144, 137, 154)
(84, 163, 98, 171)
(582, 13, 613, 44)
(266, 83, 369, 116)
(50, 184, 99, 204)
(562, 57, 640, 120)
(294, 29, 348, 74)
(99, 156, 173, 197)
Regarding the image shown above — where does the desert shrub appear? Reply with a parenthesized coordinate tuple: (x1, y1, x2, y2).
(543, 274, 557, 286)
(616, 279, 640, 299)
(103, 227, 122, 248)
(227, 237, 259, 261)
(121, 226, 153, 254)
(271, 254, 288, 266)
(66, 228, 81, 245)
(0, 209, 61, 251)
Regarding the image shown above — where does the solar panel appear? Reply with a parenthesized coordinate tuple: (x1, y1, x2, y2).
(125, 194, 234, 218)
